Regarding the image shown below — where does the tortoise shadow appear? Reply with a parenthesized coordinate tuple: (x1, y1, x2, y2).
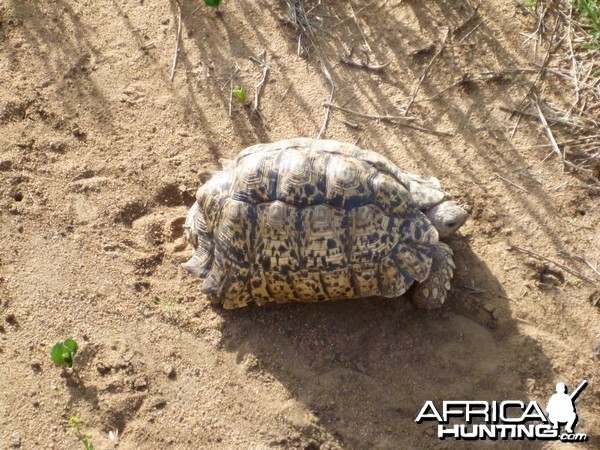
(213, 241, 554, 449)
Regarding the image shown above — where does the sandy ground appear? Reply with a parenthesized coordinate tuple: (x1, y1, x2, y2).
(0, 0, 599, 448)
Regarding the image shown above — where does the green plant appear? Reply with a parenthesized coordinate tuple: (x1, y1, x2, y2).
(70, 417, 94, 450)
(51, 338, 78, 368)
(152, 295, 182, 322)
(204, 0, 221, 8)
(232, 85, 247, 104)
(572, 0, 600, 48)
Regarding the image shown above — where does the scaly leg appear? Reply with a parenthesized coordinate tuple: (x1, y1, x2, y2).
(412, 243, 455, 309)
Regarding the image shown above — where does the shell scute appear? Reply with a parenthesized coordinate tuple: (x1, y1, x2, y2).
(232, 152, 279, 204)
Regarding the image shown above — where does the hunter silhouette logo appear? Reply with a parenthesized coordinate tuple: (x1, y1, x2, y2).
(416, 379, 589, 442)
(546, 380, 587, 434)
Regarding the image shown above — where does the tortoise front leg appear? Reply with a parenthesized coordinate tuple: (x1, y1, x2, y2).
(412, 243, 455, 309)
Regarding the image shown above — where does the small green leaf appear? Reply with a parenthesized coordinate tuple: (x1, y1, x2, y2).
(51, 338, 78, 368)
(63, 338, 78, 355)
(232, 85, 247, 104)
(204, 0, 221, 7)
(70, 417, 81, 434)
(51, 342, 68, 366)
(593, 70, 600, 77)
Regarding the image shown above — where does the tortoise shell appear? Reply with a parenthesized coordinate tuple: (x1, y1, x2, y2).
(184, 138, 446, 309)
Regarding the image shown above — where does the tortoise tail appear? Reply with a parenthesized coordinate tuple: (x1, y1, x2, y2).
(182, 202, 214, 278)
(183, 247, 213, 279)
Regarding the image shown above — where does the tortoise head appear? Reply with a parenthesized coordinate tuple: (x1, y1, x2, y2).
(424, 200, 468, 238)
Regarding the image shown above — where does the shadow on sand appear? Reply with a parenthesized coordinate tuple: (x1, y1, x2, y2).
(213, 242, 554, 448)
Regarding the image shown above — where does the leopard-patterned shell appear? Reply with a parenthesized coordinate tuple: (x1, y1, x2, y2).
(184, 138, 446, 309)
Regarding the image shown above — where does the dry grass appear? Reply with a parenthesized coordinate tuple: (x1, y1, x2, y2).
(515, 0, 599, 178)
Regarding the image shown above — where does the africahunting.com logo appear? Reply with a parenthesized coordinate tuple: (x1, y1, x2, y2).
(416, 380, 589, 442)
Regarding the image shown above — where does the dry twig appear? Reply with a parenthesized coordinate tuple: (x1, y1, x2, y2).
(322, 102, 452, 137)
(322, 102, 417, 123)
(349, 3, 371, 52)
(340, 50, 388, 72)
(454, 3, 483, 43)
(534, 95, 564, 166)
(316, 67, 335, 139)
(500, 105, 593, 131)
(453, 3, 480, 36)
(282, 0, 314, 57)
(417, 74, 472, 102)
(510, 15, 562, 138)
(458, 21, 483, 44)
(509, 246, 599, 286)
(170, 0, 183, 82)
(494, 173, 529, 193)
(342, 119, 360, 129)
(220, 65, 240, 119)
(405, 28, 450, 115)
(534, 134, 600, 147)
(562, 253, 600, 280)
(283, 0, 335, 138)
(250, 51, 269, 123)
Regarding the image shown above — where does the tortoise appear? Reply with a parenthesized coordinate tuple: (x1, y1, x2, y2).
(183, 138, 468, 309)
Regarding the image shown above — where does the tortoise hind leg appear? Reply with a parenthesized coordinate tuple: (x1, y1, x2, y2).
(412, 243, 455, 309)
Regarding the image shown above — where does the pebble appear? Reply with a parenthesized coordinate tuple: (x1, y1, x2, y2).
(163, 364, 176, 379)
(483, 302, 495, 313)
(133, 376, 148, 390)
(122, 351, 134, 362)
(96, 362, 111, 375)
(11, 432, 21, 447)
